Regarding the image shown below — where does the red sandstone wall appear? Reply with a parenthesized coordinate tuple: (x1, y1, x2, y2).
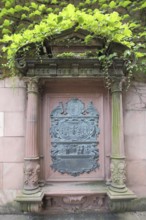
(0, 77, 26, 190)
(123, 82, 146, 196)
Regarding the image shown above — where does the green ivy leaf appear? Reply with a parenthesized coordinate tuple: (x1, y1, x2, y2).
(31, 2, 38, 9)
(21, 14, 27, 20)
(135, 52, 145, 57)
(2, 28, 11, 34)
(119, 1, 131, 8)
(51, 0, 58, 4)
(15, 5, 23, 12)
(5, 1, 13, 8)
(8, 8, 15, 15)
(57, 16, 63, 23)
(39, 4, 46, 11)
(84, 35, 93, 43)
(101, 4, 108, 9)
(140, 2, 146, 9)
(23, 6, 30, 12)
(109, 1, 116, 9)
(3, 19, 11, 27)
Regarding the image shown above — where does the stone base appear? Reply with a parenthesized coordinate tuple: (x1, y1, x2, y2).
(23, 187, 41, 195)
(107, 187, 136, 200)
(16, 191, 44, 212)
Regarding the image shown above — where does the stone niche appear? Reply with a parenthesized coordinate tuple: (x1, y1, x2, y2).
(15, 28, 137, 214)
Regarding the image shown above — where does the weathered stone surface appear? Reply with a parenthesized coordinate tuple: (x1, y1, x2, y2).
(124, 82, 146, 111)
(125, 135, 146, 159)
(129, 186, 146, 197)
(4, 112, 25, 137)
(0, 163, 3, 189)
(124, 111, 146, 136)
(0, 112, 4, 137)
(123, 82, 146, 197)
(0, 137, 24, 162)
(126, 160, 146, 187)
(3, 163, 23, 189)
(1, 213, 146, 220)
(4, 77, 26, 88)
(0, 88, 26, 112)
(0, 80, 4, 88)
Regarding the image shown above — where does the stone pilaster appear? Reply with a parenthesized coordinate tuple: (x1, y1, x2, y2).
(107, 72, 136, 199)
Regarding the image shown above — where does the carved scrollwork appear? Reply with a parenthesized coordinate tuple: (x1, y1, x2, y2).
(16, 58, 27, 70)
(24, 161, 40, 190)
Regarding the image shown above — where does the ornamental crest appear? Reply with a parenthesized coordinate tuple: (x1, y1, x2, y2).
(50, 98, 100, 176)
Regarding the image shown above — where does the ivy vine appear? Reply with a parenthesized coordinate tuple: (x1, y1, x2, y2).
(0, 0, 146, 85)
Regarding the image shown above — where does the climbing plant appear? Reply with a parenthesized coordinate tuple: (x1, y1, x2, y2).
(0, 0, 146, 81)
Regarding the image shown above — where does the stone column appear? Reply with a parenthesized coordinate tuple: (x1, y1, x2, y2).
(109, 78, 126, 193)
(23, 77, 40, 195)
(16, 77, 44, 212)
(108, 75, 136, 199)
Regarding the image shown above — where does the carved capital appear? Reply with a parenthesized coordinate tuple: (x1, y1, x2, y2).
(111, 77, 125, 93)
(23, 160, 40, 194)
(24, 77, 39, 94)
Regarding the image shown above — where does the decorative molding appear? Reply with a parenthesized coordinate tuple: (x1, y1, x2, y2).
(27, 66, 101, 77)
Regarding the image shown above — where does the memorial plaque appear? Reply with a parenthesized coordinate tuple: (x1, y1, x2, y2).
(50, 98, 100, 176)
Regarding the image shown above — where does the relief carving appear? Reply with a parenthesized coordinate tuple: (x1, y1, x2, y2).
(50, 98, 100, 176)
(63, 196, 86, 205)
(110, 160, 126, 186)
(45, 195, 107, 213)
(24, 161, 40, 190)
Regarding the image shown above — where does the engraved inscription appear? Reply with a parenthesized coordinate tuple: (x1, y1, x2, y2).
(50, 98, 100, 176)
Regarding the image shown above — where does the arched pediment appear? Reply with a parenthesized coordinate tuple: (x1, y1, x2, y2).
(15, 27, 127, 78)
(16, 28, 104, 61)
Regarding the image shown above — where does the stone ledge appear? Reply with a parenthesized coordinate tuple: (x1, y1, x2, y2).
(44, 181, 107, 196)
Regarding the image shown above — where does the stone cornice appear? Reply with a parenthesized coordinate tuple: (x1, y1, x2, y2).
(16, 58, 126, 79)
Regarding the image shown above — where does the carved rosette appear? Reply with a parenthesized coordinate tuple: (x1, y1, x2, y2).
(24, 160, 40, 193)
(110, 158, 127, 192)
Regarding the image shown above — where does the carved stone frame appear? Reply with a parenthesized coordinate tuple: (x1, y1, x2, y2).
(14, 30, 135, 211)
